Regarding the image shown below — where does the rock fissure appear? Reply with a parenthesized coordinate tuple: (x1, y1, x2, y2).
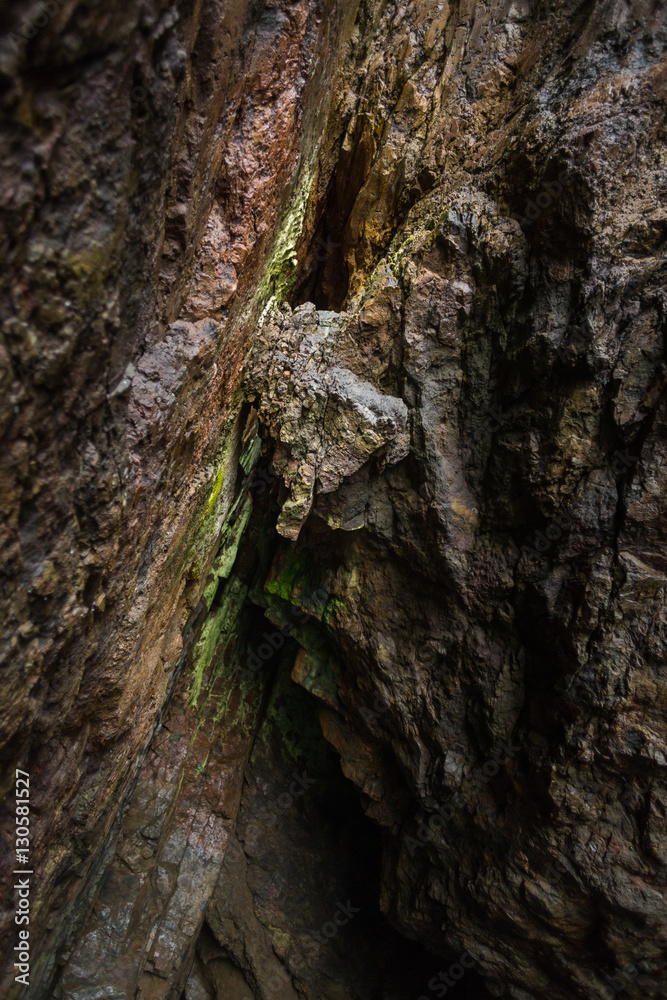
(2, 1, 667, 999)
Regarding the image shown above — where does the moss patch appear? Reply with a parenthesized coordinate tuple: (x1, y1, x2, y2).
(264, 550, 328, 617)
(323, 597, 348, 625)
(204, 462, 226, 517)
(256, 162, 317, 312)
(202, 495, 253, 610)
(190, 574, 248, 708)
(265, 550, 311, 602)
(260, 647, 331, 768)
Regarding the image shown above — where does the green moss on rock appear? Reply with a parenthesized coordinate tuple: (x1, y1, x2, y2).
(190, 575, 248, 708)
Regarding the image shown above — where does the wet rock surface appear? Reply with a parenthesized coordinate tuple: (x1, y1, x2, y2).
(1, 1, 667, 999)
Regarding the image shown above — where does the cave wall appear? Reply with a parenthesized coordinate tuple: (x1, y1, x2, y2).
(0, 0, 358, 994)
(1, 1, 667, 999)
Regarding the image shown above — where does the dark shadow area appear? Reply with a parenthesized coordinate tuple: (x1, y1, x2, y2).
(188, 627, 498, 1000)
(288, 114, 378, 310)
(183, 436, 501, 1000)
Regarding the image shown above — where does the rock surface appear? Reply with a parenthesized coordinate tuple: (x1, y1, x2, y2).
(1, 1, 666, 999)
(248, 303, 409, 538)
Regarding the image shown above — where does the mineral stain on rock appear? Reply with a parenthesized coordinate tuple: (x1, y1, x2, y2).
(0, 1, 666, 999)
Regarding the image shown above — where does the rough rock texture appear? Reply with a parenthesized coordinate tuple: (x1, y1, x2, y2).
(0, 0, 357, 994)
(1, 1, 667, 1000)
(248, 304, 410, 538)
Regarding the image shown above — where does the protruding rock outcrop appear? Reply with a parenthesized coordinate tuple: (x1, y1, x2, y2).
(248, 303, 409, 538)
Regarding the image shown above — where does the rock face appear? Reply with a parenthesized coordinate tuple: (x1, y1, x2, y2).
(1, 1, 666, 999)
(248, 304, 410, 538)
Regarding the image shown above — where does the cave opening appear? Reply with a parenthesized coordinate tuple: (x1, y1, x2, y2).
(182, 602, 496, 1000)
(175, 421, 500, 1000)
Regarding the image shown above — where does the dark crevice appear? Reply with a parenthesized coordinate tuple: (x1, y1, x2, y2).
(187, 634, 497, 1000)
